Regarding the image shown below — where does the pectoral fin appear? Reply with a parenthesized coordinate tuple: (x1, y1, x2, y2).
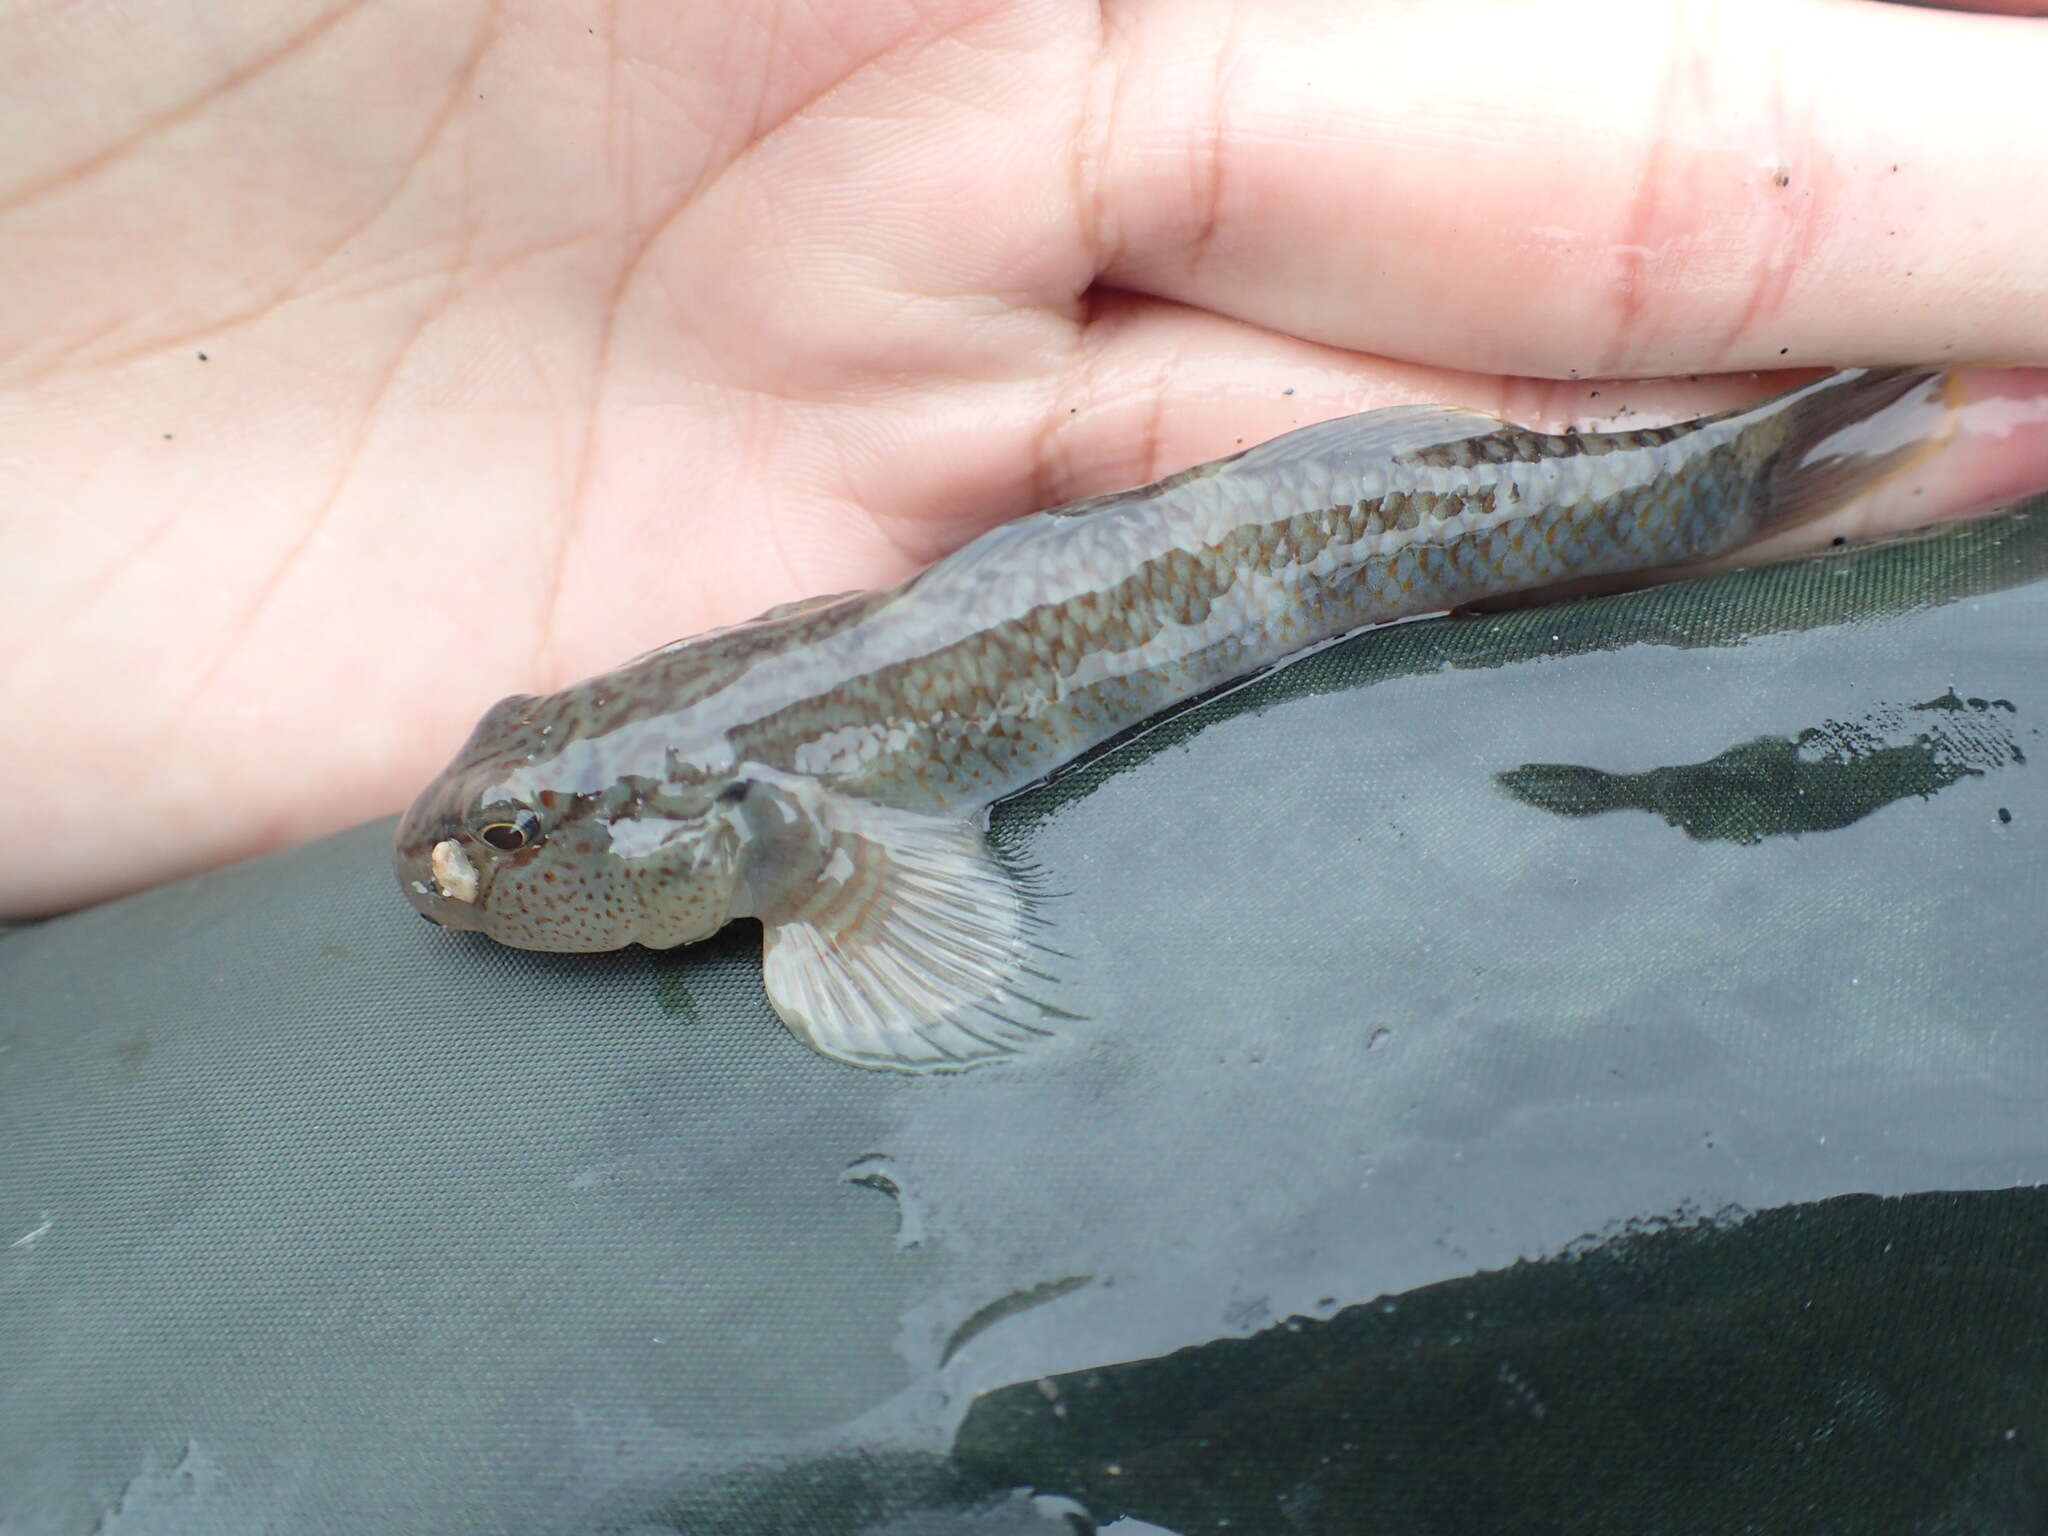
(757, 800, 1056, 1072)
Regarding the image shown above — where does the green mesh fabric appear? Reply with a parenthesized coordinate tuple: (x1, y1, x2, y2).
(958, 1189, 2048, 1535)
(4, 504, 2046, 1535)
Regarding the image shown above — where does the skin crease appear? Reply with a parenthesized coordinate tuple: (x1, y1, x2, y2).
(4, 0, 2048, 919)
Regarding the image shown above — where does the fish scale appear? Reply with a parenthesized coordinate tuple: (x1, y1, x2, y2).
(397, 368, 1959, 1071)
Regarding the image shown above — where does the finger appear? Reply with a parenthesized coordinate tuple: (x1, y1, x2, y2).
(828, 290, 2048, 601)
(1036, 303, 2048, 548)
(1883, 1, 2048, 15)
(1088, 0, 2048, 379)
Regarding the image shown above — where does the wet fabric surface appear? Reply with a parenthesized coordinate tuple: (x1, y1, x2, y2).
(3, 505, 2045, 1534)
(959, 1189, 2048, 1535)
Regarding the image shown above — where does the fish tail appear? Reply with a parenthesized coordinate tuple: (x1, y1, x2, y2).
(1754, 367, 1961, 532)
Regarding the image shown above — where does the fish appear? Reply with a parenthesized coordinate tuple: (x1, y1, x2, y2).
(395, 368, 1959, 1071)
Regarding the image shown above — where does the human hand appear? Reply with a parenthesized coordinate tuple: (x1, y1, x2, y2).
(5, 0, 2048, 917)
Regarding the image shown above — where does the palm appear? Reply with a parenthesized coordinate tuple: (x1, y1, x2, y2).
(5, 0, 2046, 916)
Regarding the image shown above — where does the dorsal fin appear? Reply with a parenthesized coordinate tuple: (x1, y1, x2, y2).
(746, 589, 865, 623)
(1040, 402, 1516, 521)
(913, 400, 1517, 600)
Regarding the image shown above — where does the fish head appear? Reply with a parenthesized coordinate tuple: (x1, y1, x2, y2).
(393, 690, 759, 952)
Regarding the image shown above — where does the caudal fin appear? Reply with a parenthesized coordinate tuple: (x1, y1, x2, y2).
(1762, 368, 1960, 530)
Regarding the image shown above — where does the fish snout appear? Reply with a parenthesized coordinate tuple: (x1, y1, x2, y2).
(429, 839, 480, 903)
(392, 818, 489, 935)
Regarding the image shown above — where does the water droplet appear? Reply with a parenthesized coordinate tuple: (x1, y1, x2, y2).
(1366, 1027, 1391, 1051)
(842, 1154, 924, 1248)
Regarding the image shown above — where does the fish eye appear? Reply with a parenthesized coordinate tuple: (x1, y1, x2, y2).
(476, 810, 541, 852)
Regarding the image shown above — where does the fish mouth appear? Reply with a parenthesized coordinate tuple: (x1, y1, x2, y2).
(429, 839, 480, 903)
(393, 819, 491, 935)
(395, 863, 490, 934)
